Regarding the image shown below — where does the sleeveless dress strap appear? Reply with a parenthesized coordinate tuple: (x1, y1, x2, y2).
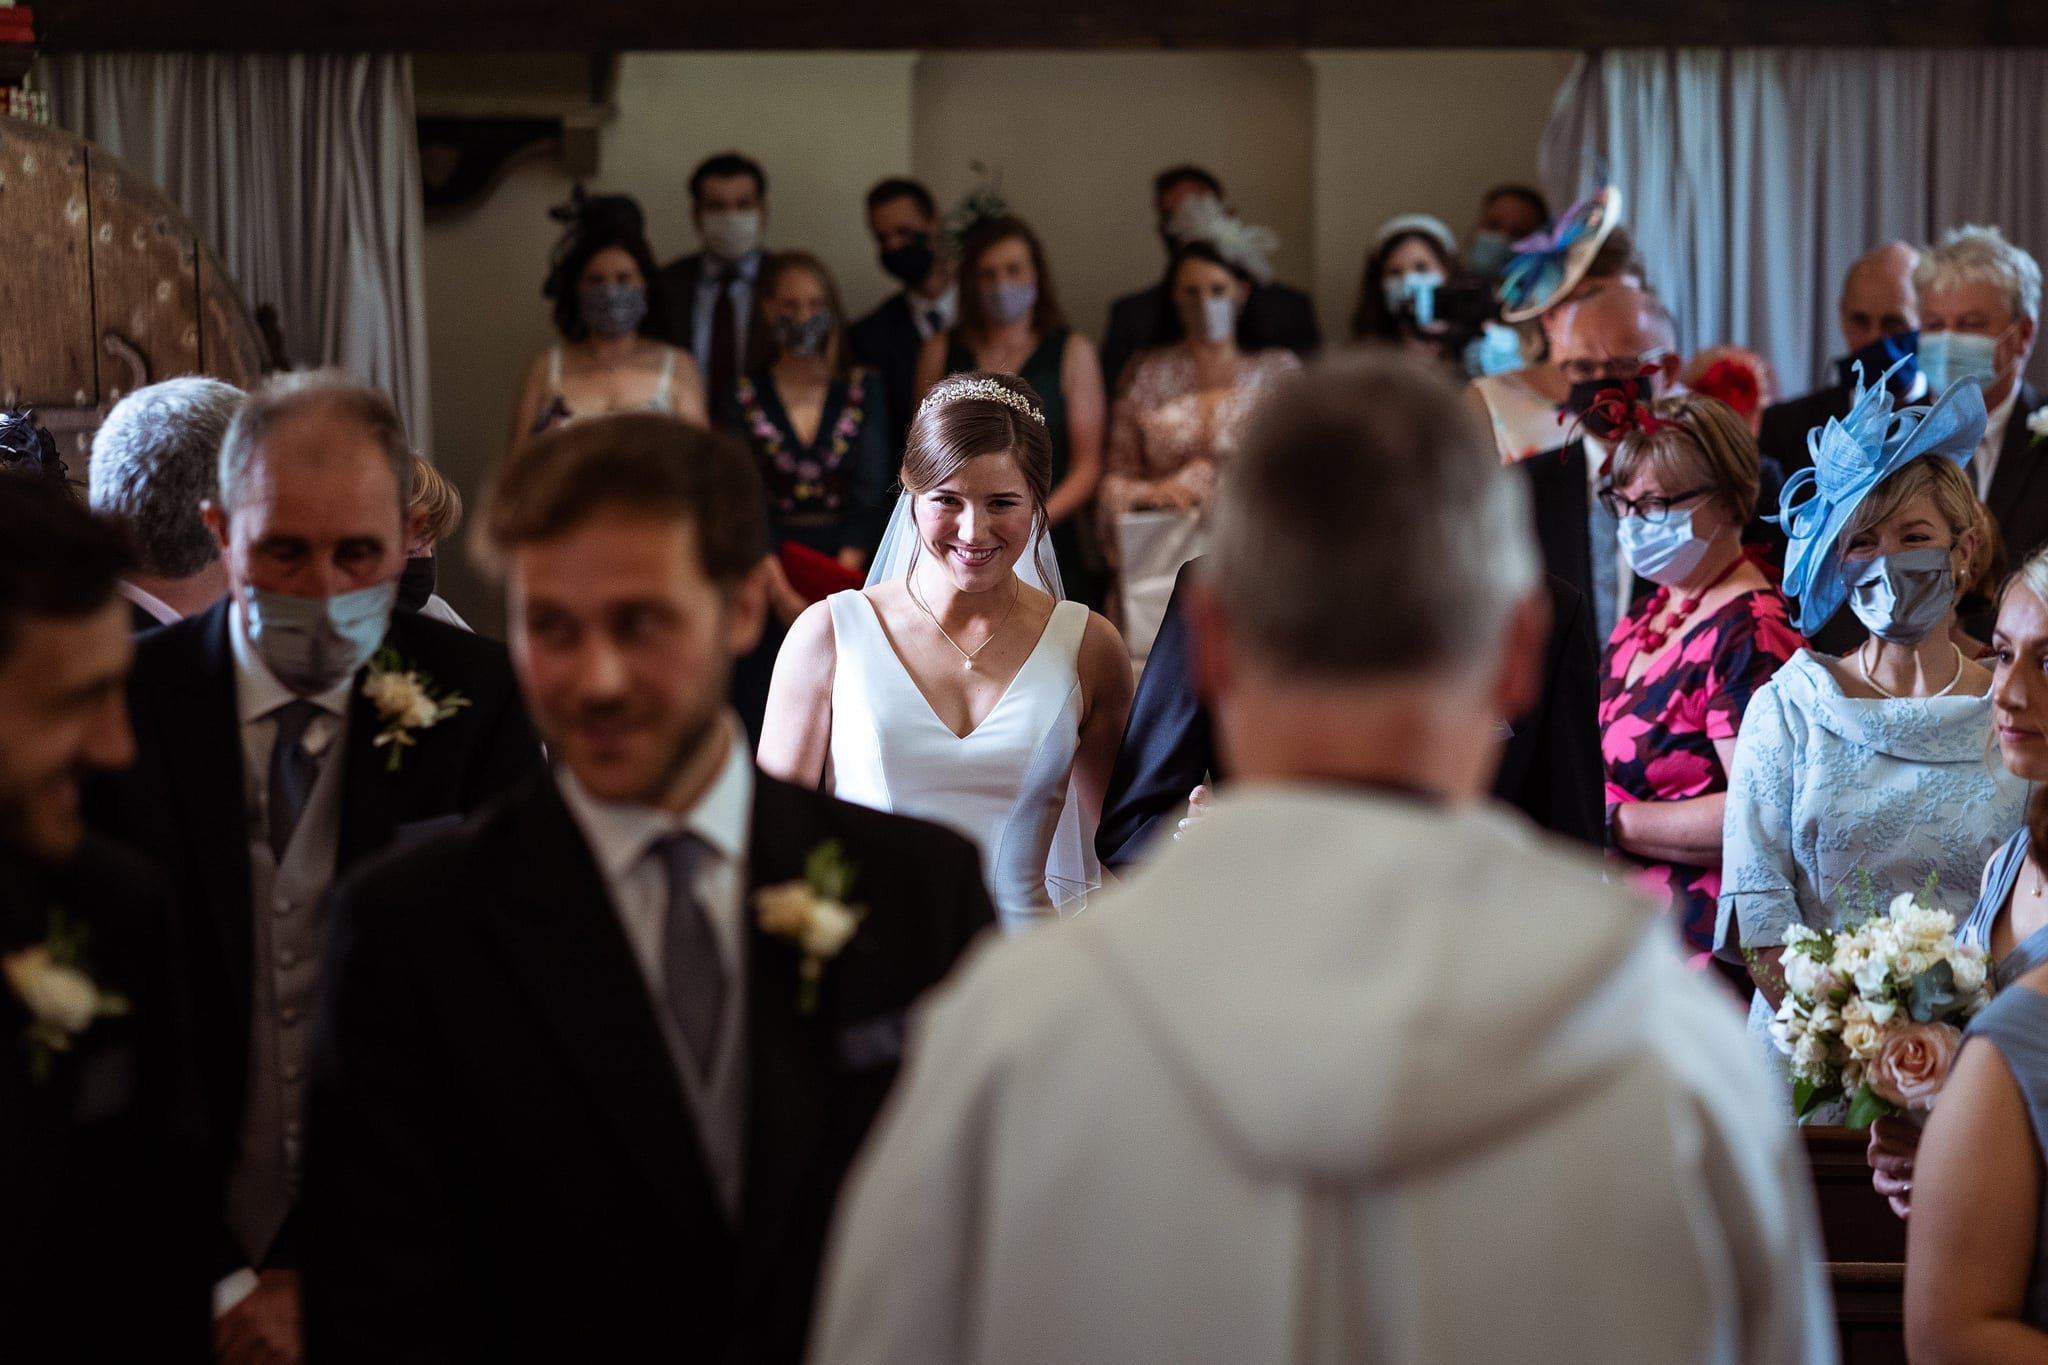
(547, 345, 563, 391)
(651, 347, 677, 409)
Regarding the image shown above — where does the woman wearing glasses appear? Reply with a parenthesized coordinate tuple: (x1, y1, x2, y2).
(1598, 394, 1806, 962)
(1718, 370, 2027, 1115)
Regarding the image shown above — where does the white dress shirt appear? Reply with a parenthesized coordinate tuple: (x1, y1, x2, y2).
(690, 249, 763, 384)
(1974, 384, 2023, 499)
(118, 578, 181, 627)
(907, 283, 960, 340)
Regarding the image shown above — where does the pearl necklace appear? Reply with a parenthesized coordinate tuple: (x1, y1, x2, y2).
(1857, 640, 1966, 700)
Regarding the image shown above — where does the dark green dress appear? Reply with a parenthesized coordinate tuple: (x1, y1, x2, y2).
(943, 327, 1100, 607)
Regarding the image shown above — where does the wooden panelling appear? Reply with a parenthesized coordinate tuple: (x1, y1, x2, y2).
(0, 118, 96, 408)
(34, 0, 2048, 52)
(86, 150, 200, 403)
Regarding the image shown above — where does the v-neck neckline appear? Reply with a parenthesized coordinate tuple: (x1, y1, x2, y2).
(856, 590, 1062, 740)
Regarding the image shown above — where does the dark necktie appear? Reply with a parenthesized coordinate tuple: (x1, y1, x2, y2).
(656, 831, 725, 1081)
(267, 700, 323, 862)
(924, 307, 944, 335)
(709, 273, 739, 404)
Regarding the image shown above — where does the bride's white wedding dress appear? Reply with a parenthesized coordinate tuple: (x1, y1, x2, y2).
(825, 589, 1089, 932)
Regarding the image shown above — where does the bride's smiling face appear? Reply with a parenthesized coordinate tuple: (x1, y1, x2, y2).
(914, 452, 1036, 592)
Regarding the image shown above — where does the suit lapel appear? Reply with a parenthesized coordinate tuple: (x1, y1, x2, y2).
(1988, 381, 2045, 528)
(481, 778, 729, 1247)
(154, 601, 257, 1015)
(334, 614, 416, 872)
(737, 776, 825, 1279)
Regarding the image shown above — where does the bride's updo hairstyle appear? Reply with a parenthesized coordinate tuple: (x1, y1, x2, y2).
(904, 371, 1055, 577)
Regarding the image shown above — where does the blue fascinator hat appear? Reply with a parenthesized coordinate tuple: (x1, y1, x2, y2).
(1776, 359, 1987, 634)
(1497, 186, 1623, 324)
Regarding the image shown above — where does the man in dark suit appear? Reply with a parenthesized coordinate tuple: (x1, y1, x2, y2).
(1917, 227, 2047, 582)
(1757, 242, 1923, 480)
(1096, 559, 1601, 868)
(1099, 165, 1320, 393)
(87, 377, 245, 631)
(850, 176, 957, 455)
(652, 152, 770, 406)
(0, 471, 212, 1362)
(88, 372, 542, 1365)
(302, 412, 995, 1363)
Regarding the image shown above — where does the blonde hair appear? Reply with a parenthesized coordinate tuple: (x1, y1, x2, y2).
(408, 456, 465, 546)
(1610, 394, 1762, 524)
(1839, 455, 1979, 551)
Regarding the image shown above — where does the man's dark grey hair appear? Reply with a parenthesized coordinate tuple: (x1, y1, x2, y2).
(217, 369, 413, 519)
(1206, 345, 1538, 678)
(88, 377, 244, 577)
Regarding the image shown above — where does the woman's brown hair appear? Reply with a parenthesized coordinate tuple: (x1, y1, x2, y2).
(953, 216, 1066, 346)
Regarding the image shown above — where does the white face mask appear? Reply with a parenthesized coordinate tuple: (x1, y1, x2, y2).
(1194, 294, 1237, 344)
(700, 208, 763, 262)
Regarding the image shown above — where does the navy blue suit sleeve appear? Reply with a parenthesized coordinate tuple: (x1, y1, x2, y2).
(1095, 560, 1213, 870)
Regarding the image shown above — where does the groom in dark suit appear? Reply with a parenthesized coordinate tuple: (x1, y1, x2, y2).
(87, 372, 542, 1363)
(0, 471, 212, 1361)
(301, 412, 995, 1363)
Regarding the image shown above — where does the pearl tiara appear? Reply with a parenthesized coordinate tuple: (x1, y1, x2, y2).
(920, 376, 1047, 426)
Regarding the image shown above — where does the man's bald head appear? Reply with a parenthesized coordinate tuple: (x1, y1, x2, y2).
(1839, 241, 1921, 356)
(1554, 284, 1678, 368)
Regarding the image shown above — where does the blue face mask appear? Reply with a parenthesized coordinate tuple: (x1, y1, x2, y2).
(244, 581, 397, 694)
(1617, 508, 1712, 587)
(1472, 322, 1524, 377)
(1466, 230, 1513, 278)
(1846, 545, 1955, 645)
(1382, 270, 1445, 325)
(1836, 330, 1920, 396)
(1917, 329, 2004, 395)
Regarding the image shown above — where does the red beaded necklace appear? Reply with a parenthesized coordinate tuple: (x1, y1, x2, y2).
(1630, 551, 1747, 654)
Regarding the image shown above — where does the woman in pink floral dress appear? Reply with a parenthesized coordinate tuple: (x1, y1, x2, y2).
(1597, 395, 1806, 957)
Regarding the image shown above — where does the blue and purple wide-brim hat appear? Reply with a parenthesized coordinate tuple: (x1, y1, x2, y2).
(1497, 186, 1623, 324)
(1776, 359, 1987, 634)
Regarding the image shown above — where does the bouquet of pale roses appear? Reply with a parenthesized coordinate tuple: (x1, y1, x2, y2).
(1770, 879, 1991, 1127)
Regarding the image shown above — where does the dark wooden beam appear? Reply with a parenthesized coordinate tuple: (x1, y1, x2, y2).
(35, 0, 2048, 51)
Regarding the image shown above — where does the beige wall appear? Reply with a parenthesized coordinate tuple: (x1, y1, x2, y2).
(422, 49, 1569, 626)
(1308, 50, 1576, 343)
(912, 53, 1315, 344)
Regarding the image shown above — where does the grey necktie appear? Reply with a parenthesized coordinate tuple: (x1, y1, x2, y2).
(267, 700, 324, 862)
(655, 832, 725, 1080)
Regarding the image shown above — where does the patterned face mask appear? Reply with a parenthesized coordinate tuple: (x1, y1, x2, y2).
(578, 282, 648, 339)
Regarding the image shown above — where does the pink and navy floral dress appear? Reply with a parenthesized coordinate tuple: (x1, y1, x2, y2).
(1599, 587, 1806, 953)
(721, 366, 895, 560)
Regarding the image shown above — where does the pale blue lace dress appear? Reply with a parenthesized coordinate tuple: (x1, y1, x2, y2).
(1717, 649, 2025, 1115)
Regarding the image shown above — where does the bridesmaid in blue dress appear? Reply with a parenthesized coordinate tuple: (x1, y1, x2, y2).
(1870, 546, 2048, 1218)
(1905, 960, 2048, 1353)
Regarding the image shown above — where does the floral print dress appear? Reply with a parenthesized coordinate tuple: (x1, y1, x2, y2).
(1599, 587, 1806, 953)
(728, 367, 894, 559)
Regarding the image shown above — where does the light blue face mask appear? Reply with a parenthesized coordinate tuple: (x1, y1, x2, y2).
(244, 581, 397, 694)
(1617, 508, 1712, 587)
(1472, 322, 1524, 377)
(1846, 545, 1956, 645)
(983, 280, 1038, 325)
(1382, 270, 1445, 325)
(1917, 329, 2003, 394)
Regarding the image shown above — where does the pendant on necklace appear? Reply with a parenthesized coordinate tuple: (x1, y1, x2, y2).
(963, 658, 974, 671)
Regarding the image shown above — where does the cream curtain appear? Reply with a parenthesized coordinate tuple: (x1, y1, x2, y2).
(1542, 49, 2048, 397)
(50, 53, 432, 443)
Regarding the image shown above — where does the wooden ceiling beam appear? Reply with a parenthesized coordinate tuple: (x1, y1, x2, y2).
(36, 0, 2048, 51)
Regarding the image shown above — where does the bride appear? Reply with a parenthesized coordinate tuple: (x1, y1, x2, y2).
(759, 371, 1133, 930)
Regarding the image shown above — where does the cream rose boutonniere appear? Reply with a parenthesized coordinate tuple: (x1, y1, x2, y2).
(363, 647, 470, 772)
(2028, 405, 2048, 447)
(4, 911, 129, 1083)
(754, 839, 863, 1015)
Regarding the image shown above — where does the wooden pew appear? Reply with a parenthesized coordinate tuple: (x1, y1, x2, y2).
(1805, 1126, 1906, 1365)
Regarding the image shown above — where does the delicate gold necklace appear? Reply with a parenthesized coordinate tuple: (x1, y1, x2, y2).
(908, 564, 1019, 671)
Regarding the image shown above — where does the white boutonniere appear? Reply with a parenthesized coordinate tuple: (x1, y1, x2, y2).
(753, 839, 863, 1016)
(4, 911, 129, 1083)
(2028, 406, 2048, 447)
(363, 647, 470, 772)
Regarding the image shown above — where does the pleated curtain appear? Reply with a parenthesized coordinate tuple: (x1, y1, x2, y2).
(1541, 49, 2048, 398)
(49, 53, 432, 444)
